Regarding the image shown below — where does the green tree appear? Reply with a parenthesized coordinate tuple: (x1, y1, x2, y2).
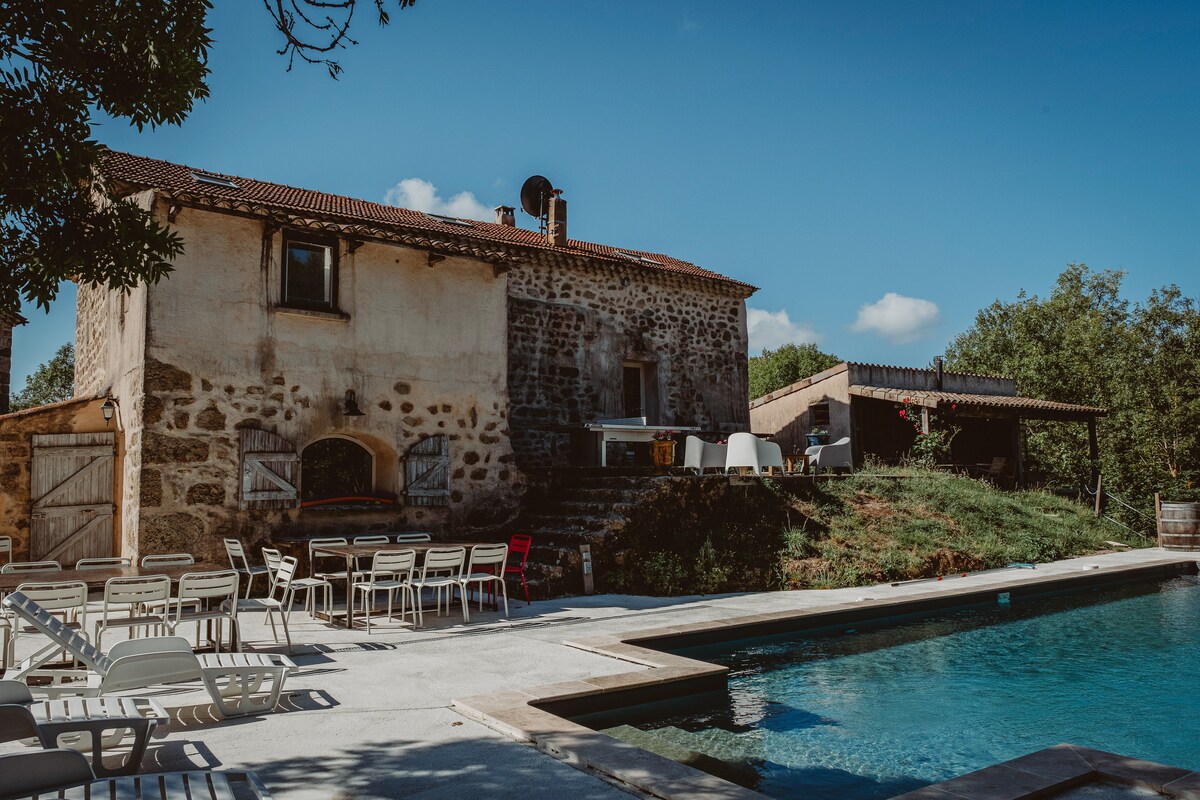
(945, 264, 1200, 527)
(10, 342, 74, 412)
(1, 1, 415, 317)
(748, 343, 841, 400)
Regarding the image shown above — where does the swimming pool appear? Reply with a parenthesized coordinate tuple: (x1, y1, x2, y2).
(583, 575, 1200, 800)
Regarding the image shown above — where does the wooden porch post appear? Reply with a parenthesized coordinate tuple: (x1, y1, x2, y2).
(1087, 417, 1100, 513)
(920, 407, 930, 434)
(1012, 417, 1025, 489)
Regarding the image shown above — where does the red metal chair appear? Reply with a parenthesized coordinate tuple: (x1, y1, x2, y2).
(504, 534, 532, 605)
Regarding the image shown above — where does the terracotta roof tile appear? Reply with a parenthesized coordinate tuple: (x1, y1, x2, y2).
(101, 151, 755, 292)
(848, 385, 1107, 418)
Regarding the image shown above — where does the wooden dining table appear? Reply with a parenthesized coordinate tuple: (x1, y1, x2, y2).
(310, 542, 487, 628)
(0, 563, 225, 595)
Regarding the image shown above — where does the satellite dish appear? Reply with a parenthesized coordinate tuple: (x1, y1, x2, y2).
(520, 175, 554, 219)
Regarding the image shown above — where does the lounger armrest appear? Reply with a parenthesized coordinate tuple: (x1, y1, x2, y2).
(108, 636, 195, 659)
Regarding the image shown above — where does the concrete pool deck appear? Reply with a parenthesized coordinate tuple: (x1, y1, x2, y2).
(2, 547, 1196, 799)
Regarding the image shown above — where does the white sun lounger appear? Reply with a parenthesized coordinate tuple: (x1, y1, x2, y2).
(2, 591, 296, 717)
(0, 748, 274, 799)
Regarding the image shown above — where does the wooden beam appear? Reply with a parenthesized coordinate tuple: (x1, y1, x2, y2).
(1087, 417, 1100, 491)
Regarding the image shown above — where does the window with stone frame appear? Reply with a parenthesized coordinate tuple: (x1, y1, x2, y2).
(282, 232, 339, 311)
(301, 436, 373, 501)
(809, 402, 831, 429)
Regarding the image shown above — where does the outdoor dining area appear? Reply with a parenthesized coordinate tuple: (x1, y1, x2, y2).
(0, 531, 536, 798)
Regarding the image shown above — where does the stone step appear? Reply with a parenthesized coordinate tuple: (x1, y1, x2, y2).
(553, 500, 640, 516)
(560, 487, 655, 503)
(602, 725, 761, 788)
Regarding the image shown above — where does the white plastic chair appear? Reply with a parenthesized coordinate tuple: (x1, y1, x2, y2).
(724, 432, 784, 474)
(224, 539, 270, 598)
(460, 544, 509, 619)
(806, 436, 853, 473)
(167, 571, 241, 653)
(140, 554, 194, 568)
(94, 575, 170, 649)
(352, 550, 417, 633)
(2, 560, 62, 574)
(409, 547, 468, 628)
(76, 557, 132, 570)
(683, 436, 729, 474)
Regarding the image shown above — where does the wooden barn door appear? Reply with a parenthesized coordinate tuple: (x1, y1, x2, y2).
(239, 428, 299, 509)
(405, 434, 450, 506)
(30, 433, 115, 563)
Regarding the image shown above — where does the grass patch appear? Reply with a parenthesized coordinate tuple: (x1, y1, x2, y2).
(780, 468, 1144, 589)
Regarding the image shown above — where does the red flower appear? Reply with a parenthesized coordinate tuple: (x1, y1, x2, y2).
(951, 403, 957, 410)
(898, 410, 906, 418)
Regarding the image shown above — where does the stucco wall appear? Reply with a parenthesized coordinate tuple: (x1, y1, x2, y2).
(130, 203, 515, 561)
(507, 260, 750, 466)
(749, 366, 852, 454)
(0, 398, 118, 560)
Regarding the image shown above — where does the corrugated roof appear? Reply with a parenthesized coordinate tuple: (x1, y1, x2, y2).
(849, 385, 1106, 418)
(101, 150, 755, 292)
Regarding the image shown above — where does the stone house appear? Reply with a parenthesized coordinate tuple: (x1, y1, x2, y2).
(0, 151, 755, 564)
(750, 361, 1105, 484)
(0, 311, 25, 414)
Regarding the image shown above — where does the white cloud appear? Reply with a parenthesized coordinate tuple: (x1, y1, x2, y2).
(851, 292, 941, 344)
(746, 307, 821, 354)
(383, 178, 492, 221)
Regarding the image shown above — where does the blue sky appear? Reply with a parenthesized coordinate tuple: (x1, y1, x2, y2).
(11, 0, 1200, 389)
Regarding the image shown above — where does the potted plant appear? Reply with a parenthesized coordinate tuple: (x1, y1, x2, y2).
(806, 427, 829, 448)
(651, 429, 677, 472)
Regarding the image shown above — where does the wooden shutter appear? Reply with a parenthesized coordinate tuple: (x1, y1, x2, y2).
(405, 435, 450, 507)
(239, 428, 299, 509)
(30, 433, 115, 563)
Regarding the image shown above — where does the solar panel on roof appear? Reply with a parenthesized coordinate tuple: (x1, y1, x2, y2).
(427, 214, 473, 227)
(191, 171, 240, 189)
(618, 251, 662, 265)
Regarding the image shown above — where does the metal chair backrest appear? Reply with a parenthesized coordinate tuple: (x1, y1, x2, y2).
(268, 556, 299, 602)
(0, 535, 11, 562)
(369, 549, 417, 579)
(353, 535, 390, 546)
(309, 537, 348, 573)
(392, 532, 432, 543)
(262, 547, 283, 580)
(13, 581, 88, 614)
(176, 570, 240, 609)
(466, 544, 508, 573)
(507, 534, 532, 567)
(76, 557, 132, 570)
(419, 547, 466, 581)
(141, 554, 194, 568)
(102, 575, 171, 607)
(1, 560, 62, 574)
(223, 538, 251, 571)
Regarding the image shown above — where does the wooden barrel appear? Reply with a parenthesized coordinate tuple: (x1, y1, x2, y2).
(1159, 502, 1200, 551)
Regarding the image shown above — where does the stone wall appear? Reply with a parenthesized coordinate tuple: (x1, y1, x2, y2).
(507, 260, 751, 466)
(126, 203, 517, 562)
(0, 318, 14, 414)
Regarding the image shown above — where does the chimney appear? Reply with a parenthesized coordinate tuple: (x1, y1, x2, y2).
(494, 205, 515, 227)
(547, 192, 567, 247)
(934, 355, 944, 391)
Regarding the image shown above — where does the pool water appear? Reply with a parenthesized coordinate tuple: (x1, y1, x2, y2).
(592, 576, 1200, 800)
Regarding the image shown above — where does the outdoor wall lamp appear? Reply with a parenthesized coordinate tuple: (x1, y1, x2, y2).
(100, 396, 120, 426)
(342, 390, 365, 417)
